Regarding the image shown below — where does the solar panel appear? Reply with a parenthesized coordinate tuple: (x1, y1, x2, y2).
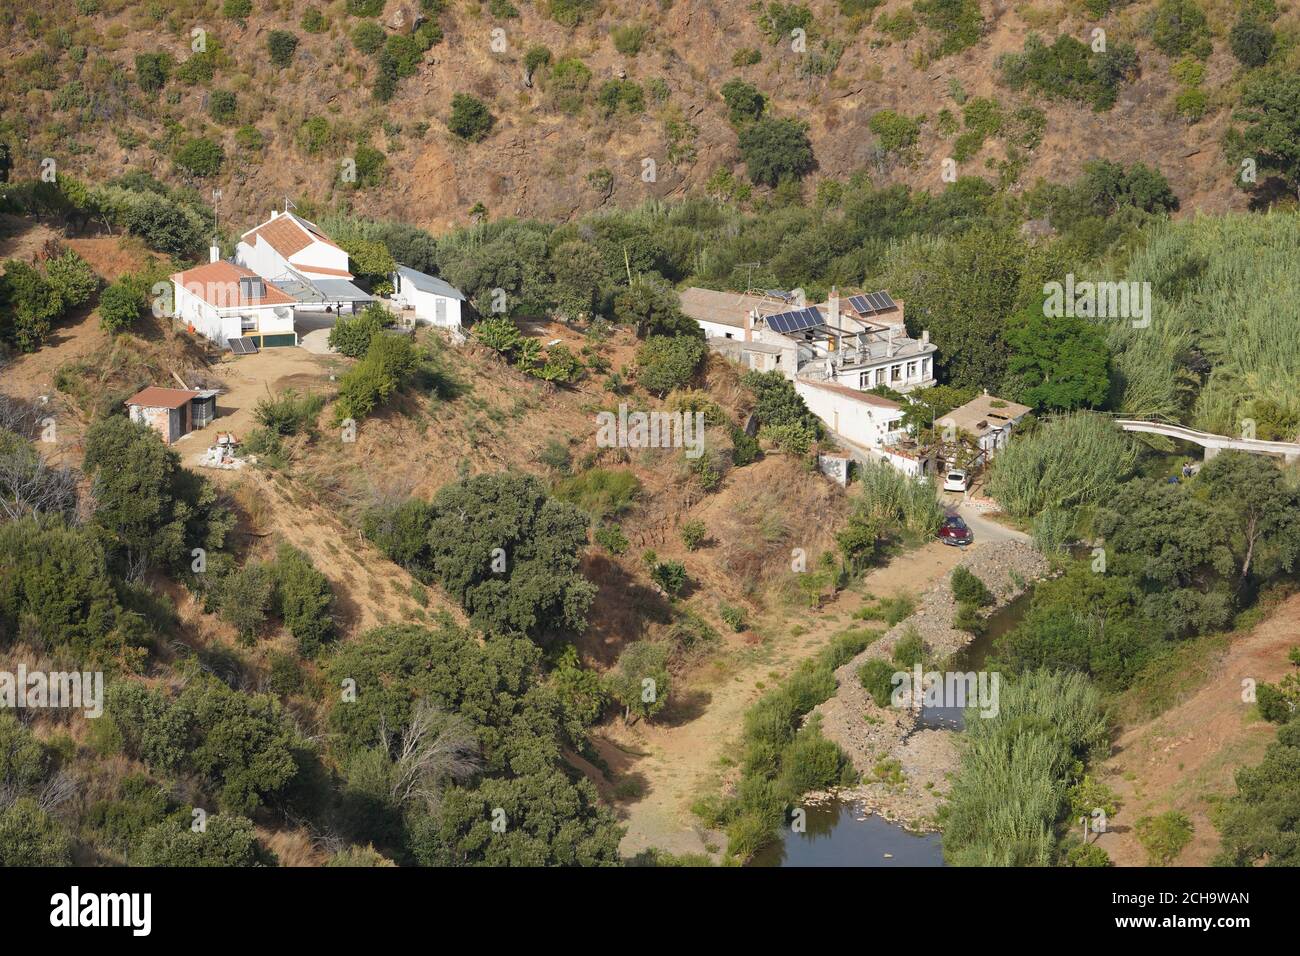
(849, 291, 898, 316)
(765, 307, 824, 335)
(228, 337, 259, 355)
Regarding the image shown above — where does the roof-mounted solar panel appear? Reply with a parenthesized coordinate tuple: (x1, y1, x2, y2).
(765, 307, 824, 335)
(849, 291, 898, 316)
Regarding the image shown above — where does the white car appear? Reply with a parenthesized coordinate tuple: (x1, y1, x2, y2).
(943, 469, 968, 493)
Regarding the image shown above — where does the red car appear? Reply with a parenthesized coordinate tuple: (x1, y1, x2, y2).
(938, 514, 973, 547)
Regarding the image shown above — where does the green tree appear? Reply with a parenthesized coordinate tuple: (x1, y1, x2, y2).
(134, 52, 172, 93)
(1230, 16, 1274, 68)
(1237, 69, 1300, 196)
(421, 473, 596, 639)
(98, 279, 145, 334)
(1004, 306, 1110, 410)
(1150, 0, 1211, 58)
(0, 259, 62, 351)
(738, 117, 816, 187)
(175, 137, 225, 178)
(720, 79, 766, 126)
(612, 276, 696, 338)
(82, 416, 233, 573)
(45, 249, 99, 309)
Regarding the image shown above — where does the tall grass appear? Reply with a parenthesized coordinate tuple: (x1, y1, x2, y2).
(986, 412, 1138, 518)
(942, 669, 1109, 866)
(1107, 212, 1300, 434)
(852, 458, 944, 536)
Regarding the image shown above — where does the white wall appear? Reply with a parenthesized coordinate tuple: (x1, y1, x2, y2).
(795, 382, 904, 450)
(695, 318, 741, 339)
(406, 286, 462, 328)
(288, 237, 350, 277)
(173, 282, 291, 346)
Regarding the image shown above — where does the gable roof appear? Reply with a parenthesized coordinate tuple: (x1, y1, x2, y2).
(241, 212, 345, 261)
(679, 287, 790, 330)
(126, 386, 199, 409)
(396, 265, 466, 300)
(171, 261, 297, 308)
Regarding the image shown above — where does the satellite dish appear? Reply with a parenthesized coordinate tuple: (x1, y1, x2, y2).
(274, 306, 293, 320)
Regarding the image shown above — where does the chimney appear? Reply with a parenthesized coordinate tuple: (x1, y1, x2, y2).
(270, 209, 278, 220)
(887, 326, 895, 358)
(829, 286, 840, 327)
(209, 243, 220, 264)
(921, 330, 930, 346)
(744, 308, 754, 343)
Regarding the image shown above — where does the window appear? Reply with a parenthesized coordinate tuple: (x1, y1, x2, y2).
(907, 361, 917, 379)
(891, 364, 902, 382)
(859, 371, 870, 389)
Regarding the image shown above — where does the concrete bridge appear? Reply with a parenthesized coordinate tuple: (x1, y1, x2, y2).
(1114, 418, 1300, 463)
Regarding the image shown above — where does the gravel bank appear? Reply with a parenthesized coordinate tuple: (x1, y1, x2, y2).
(812, 540, 1051, 831)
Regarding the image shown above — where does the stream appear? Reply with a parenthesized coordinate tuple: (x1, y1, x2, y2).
(750, 587, 1036, 867)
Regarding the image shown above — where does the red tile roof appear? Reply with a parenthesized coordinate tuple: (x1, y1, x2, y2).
(171, 261, 296, 308)
(242, 213, 344, 260)
(126, 386, 199, 409)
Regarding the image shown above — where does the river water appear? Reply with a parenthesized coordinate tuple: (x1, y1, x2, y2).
(750, 589, 1035, 867)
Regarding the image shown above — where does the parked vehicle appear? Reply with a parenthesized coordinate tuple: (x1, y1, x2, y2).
(938, 514, 973, 546)
(943, 469, 968, 493)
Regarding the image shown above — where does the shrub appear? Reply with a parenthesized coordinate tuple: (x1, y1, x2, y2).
(950, 565, 993, 605)
(267, 31, 300, 68)
(98, 279, 144, 334)
(891, 627, 925, 668)
(134, 52, 172, 93)
(607, 640, 672, 721)
(914, 0, 983, 57)
(612, 24, 648, 56)
(1150, 0, 1211, 59)
(302, 7, 328, 33)
(869, 109, 922, 153)
(1230, 16, 1274, 67)
(175, 137, 225, 177)
(720, 79, 766, 126)
(448, 93, 495, 141)
(720, 602, 748, 632)
(549, 0, 596, 26)
(254, 389, 325, 436)
(650, 559, 687, 597)
(594, 523, 629, 554)
(208, 89, 238, 123)
(2, 260, 63, 350)
(272, 544, 334, 657)
(636, 335, 707, 395)
(45, 249, 98, 309)
(1134, 811, 1193, 865)
(352, 21, 386, 54)
(596, 80, 645, 117)
(952, 602, 984, 634)
(328, 306, 385, 357)
(858, 658, 896, 707)
(680, 519, 707, 551)
(554, 468, 641, 520)
(222, 0, 252, 18)
(346, 0, 385, 13)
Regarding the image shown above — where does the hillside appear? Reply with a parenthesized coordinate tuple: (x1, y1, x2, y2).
(2, 0, 1287, 232)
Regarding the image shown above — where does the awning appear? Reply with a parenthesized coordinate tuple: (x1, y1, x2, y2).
(270, 267, 373, 305)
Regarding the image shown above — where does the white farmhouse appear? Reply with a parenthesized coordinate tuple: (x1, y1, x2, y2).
(795, 379, 906, 452)
(391, 265, 466, 329)
(172, 254, 298, 349)
(235, 210, 372, 314)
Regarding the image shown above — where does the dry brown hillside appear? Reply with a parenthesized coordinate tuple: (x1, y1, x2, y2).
(1, 0, 1274, 231)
